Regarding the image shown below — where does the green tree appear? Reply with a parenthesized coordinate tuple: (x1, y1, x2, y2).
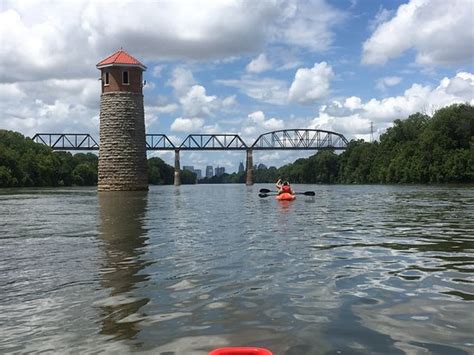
(72, 163, 97, 186)
(148, 157, 174, 185)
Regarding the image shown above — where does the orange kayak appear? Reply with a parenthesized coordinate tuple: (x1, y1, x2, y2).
(276, 192, 296, 201)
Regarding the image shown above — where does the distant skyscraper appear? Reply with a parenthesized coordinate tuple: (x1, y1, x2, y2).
(215, 166, 225, 176)
(206, 165, 213, 178)
(238, 161, 245, 174)
(183, 165, 194, 172)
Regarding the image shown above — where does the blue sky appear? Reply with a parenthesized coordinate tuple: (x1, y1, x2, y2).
(1, 0, 473, 172)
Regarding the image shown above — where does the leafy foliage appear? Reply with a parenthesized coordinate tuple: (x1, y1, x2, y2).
(147, 157, 196, 185)
(0, 130, 98, 187)
(148, 157, 174, 185)
(279, 103, 473, 184)
(1, 103, 472, 187)
(0, 131, 196, 187)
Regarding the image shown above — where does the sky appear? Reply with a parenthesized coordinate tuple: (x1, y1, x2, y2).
(1, 0, 473, 173)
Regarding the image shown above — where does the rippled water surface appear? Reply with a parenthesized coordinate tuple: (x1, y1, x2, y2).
(1, 184, 473, 354)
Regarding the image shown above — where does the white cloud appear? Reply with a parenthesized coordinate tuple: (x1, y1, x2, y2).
(309, 72, 474, 140)
(277, 60, 304, 71)
(152, 65, 165, 78)
(145, 95, 179, 119)
(1, 1, 344, 83)
(368, 7, 393, 31)
(0, 79, 99, 136)
(0, 4, 95, 82)
(0, 83, 26, 100)
(167, 67, 196, 96)
(156, 103, 179, 114)
(84, 0, 343, 58)
(144, 100, 179, 130)
(166, 135, 183, 146)
(180, 85, 219, 118)
(170, 117, 204, 132)
(362, 0, 474, 66)
(376, 76, 403, 91)
(82, 1, 275, 59)
(217, 76, 288, 105)
(246, 54, 272, 73)
(168, 68, 238, 119)
(222, 95, 237, 108)
(201, 123, 222, 134)
(275, 0, 344, 51)
(344, 96, 362, 110)
(288, 62, 334, 104)
(242, 110, 284, 136)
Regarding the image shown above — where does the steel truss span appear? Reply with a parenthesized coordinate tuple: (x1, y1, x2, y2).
(32, 133, 99, 150)
(180, 134, 248, 150)
(32, 129, 348, 151)
(251, 129, 349, 150)
(146, 134, 176, 150)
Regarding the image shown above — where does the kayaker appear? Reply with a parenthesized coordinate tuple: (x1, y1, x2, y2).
(275, 179, 294, 195)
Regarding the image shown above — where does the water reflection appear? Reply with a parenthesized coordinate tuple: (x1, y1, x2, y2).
(97, 191, 150, 341)
(277, 199, 294, 213)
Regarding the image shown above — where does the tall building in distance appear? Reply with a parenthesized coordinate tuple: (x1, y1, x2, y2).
(238, 161, 245, 174)
(215, 166, 225, 176)
(206, 165, 213, 178)
(183, 165, 194, 172)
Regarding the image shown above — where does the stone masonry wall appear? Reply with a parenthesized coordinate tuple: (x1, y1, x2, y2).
(98, 92, 148, 191)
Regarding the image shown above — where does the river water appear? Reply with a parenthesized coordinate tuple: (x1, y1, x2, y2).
(0, 184, 473, 354)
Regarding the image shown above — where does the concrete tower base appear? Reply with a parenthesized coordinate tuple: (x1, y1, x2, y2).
(98, 92, 148, 191)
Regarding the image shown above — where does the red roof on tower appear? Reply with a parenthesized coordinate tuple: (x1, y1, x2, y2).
(96, 49, 147, 70)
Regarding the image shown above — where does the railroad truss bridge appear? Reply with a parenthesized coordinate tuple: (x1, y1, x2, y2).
(32, 129, 349, 185)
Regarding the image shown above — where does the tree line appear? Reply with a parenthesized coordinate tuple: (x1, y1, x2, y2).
(0, 131, 196, 187)
(0, 130, 99, 187)
(286, 103, 473, 184)
(0, 103, 472, 188)
(200, 103, 473, 184)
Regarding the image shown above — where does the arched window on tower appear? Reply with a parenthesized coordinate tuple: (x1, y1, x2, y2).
(104, 72, 109, 86)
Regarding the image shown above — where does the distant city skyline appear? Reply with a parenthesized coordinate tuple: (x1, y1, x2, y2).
(183, 161, 277, 176)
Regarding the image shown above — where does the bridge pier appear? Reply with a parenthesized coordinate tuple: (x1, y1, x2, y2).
(245, 149, 254, 186)
(174, 149, 181, 186)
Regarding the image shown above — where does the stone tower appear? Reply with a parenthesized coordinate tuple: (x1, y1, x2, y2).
(96, 50, 148, 191)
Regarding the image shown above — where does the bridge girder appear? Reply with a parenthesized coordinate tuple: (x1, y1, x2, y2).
(31, 129, 348, 151)
(179, 134, 248, 150)
(146, 134, 176, 150)
(32, 133, 99, 150)
(251, 129, 348, 150)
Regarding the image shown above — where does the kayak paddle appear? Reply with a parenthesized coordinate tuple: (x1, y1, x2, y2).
(259, 188, 315, 196)
(259, 191, 315, 198)
(295, 191, 315, 196)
